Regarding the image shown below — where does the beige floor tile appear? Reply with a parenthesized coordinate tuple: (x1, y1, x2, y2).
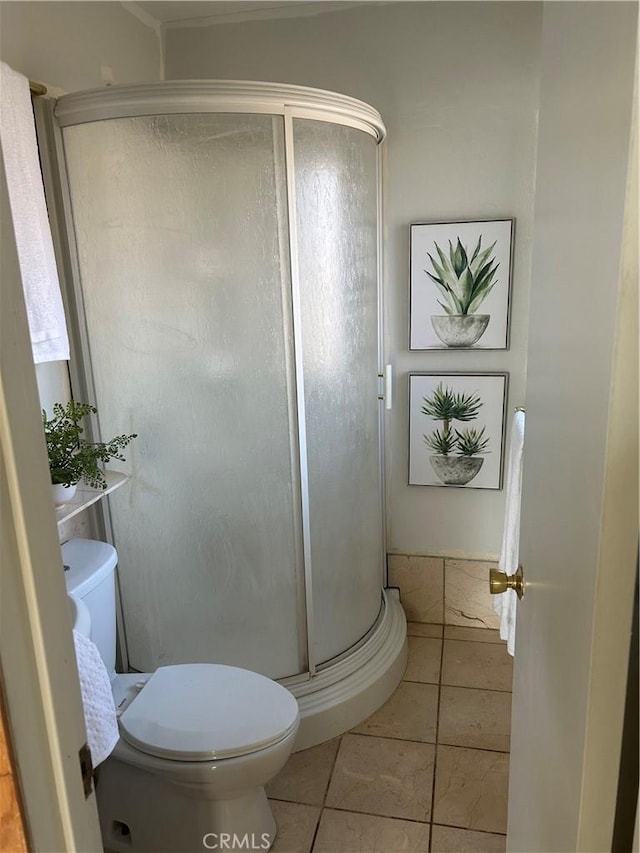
(444, 559, 500, 629)
(441, 640, 513, 692)
(407, 622, 443, 638)
(266, 738, 340, 805)
(404, 636, 442, 684)
(326, 734, 435, 821)
(270, 801, 321, 853)
(312, 809, 430, 853)
(431, 825, 506, 852)
(389, 555, 444, 623)
(444, 626, 503, 644)
(352, 681, 438, 742)
(433, 745, 509, 834)
(439, 686, 512, 752)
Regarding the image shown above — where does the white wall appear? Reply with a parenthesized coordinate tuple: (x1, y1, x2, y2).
(0, 0, 162, 413)
(0, 1, 161, 92)
(164, 1, 542, 558)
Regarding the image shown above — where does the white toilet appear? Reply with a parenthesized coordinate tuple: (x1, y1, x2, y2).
(63, 538, 299, 853)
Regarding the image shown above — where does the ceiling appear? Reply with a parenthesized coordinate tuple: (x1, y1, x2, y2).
(132, 1, 369, 26)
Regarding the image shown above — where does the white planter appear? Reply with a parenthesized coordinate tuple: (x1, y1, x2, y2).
(52, 483, 78, 506)
(431, 314, 490, 347)
(429, 455, 484, 486)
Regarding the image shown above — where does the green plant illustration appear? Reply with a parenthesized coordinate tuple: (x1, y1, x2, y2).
(425, 235, 499, 315)
(421, 383, 490, 457)
(43, 401, 137, 489)
(423, 427, 457, 455)
(454, 427, 490, 457)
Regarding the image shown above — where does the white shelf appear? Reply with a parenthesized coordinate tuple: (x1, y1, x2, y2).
(56, 470, 128, 527)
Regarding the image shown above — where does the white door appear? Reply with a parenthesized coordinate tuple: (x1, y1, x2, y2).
(0, 142, 103, 849)
(507, 4, 638, 852)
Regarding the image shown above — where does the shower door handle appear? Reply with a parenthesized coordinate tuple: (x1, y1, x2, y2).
(378, 365, 393, 410)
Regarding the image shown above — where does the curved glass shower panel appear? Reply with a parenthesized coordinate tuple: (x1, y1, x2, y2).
(292, 119, 382, 664)
(62, 113, 305, 678)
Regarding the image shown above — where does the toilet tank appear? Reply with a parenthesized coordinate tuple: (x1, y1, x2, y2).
(62, 538, 118, 680)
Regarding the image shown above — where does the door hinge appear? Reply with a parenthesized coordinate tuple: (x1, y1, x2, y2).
(79, 742, 94, 798)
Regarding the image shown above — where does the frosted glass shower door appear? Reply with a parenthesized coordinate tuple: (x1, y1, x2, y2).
(293, 120, 383, 664)
(62, 114, 304, 678)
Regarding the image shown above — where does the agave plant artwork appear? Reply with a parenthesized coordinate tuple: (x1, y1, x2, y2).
(425, 235, 499, 348)
(422, 383, 490, 486)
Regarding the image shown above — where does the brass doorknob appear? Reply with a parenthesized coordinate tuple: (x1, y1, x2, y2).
(489, 565, 525, 600)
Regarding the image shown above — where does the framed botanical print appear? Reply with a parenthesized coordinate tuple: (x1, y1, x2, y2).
(409, 372, 509, 489)
(409, 219, 514, 350)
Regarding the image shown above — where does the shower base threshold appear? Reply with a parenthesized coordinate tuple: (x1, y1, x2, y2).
(281, 588, 407, 751)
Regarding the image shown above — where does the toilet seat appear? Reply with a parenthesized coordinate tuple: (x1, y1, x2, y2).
(119, 664, 299, 762)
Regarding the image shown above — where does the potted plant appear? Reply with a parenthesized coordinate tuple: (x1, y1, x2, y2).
(43, 401, 137, 505)
(425, 235, 499, 347)
(422, 383, 490, 485)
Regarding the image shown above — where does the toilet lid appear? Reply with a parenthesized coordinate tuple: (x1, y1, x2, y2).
(119, 664, 299, 761)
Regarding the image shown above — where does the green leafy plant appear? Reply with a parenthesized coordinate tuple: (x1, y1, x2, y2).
(421, 383, 489, 457)
(455, 427, 490, 457)
(43, 401, 137, 489)
(424, 427, 457, 455)
(426, 236, 499, 315)
(421, 383, 482, 424)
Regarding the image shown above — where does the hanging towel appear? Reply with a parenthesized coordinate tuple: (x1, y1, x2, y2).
(493, 409, 525, 656)
(0, 62, 69, 363)
(72, 630, 119, 766)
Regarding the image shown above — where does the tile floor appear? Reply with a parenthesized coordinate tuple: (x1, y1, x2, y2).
(267, 623, 513, 853)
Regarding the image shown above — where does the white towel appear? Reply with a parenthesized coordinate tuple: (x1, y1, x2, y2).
(0, 62, 69, 363)
(72, 630, 119, 766)
(494, 409, 525, 656)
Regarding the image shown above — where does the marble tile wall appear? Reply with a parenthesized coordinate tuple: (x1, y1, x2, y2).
(388, 555, 500, 630)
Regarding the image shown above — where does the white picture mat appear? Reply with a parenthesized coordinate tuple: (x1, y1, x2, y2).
(410, 220, 513, 350)
(409, 373, 507, 489)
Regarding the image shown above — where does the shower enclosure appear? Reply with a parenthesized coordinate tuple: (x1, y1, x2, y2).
(53, 82, 406, 747)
